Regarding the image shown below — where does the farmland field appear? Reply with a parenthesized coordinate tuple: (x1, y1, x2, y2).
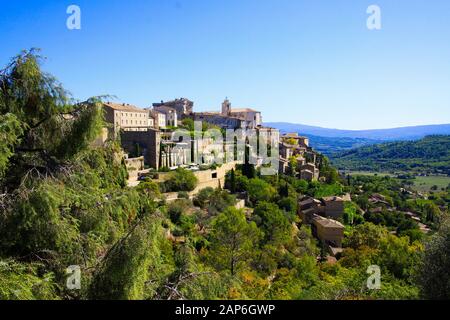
(346, 171, 450, 192)
(412, 175, 450, 192)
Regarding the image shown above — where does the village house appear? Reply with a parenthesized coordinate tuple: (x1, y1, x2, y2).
(148, 109, 167, 129)
(298, 195, 347, 223)
(311, 214, 345, 252)
(278, 132, 319, 179)
(321, 196, 345, 220)
(298, 197, 323, 224)
(221, 98, 262, 128)
(152, 98, 194, 119)
(193, 111, 246, 129)
(152, 105, 178, 127)
(282, 132, 309, 148)
(103, 102, 151, 136)
(299, 163, 320, 181)
(298, 195, 346, 257)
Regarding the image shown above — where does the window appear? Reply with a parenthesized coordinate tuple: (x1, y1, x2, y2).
(212, 172, 217, 179)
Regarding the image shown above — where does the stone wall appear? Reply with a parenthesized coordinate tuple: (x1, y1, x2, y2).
(124, 156, 145, 179)
(121, 129, 161, 169)
(156, 161, 239, 194)
(194, 113, 244, 129)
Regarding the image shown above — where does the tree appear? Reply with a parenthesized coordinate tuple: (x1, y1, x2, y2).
(207, 208, 261, 276)
(164, 167, 198, 192)
(0, 49, 103, 189)
(344, 223, 388, 249)
(277, 196, 298, 222)
(168, 199, 192, 224)
(193, 187, 215, 209)
(89, 215, 164, 299)
(376, 234, 421, 280)
(278, 182, 289, 198)
(247, 178, 276, 206)
(228, 168, 236, 193)
(252, 202, 292, 246)
(423, 202, 441, 224)
(416, 219, 450, 299)
(136, 180, 160, 198)
(0, 113, 22, 178)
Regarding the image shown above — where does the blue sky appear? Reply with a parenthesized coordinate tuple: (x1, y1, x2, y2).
(1, 0, 450, 129)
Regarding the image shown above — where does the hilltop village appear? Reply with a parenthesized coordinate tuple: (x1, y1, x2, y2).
(97, 98, 349, 257)
(100, 97, 322, 179)
(2, 51, 447, 300)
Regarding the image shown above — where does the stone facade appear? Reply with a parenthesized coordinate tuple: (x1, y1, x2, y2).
(153, 98, 193, 119)
(282, 132, 309, 148)
(120, 129, 161, 170)
(124, 156, 145, 179)
(311, 215, 344, 248)
(298, 196, 347, 223)
(220, 99, 262, 128)
(153, 106, 178, 127)
(103, 102, 151, 136)
(155, 161, 239, 193)
(148, 109, 167, 129)
(193, 112, 245, 129)
(322, 196, 345, 220)
(299, 163, 319, 181)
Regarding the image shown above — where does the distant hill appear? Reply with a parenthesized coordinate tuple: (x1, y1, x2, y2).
(265, 122, 450, 141)
(305, 135, 384, 155)
(329, 135, 450, 175)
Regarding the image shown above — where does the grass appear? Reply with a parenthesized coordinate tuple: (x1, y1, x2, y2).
(411, 175, 450, 192)
(345, 170, 450, 193)
(344, 171, 395, 177)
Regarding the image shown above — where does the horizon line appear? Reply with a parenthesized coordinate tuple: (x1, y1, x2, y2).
(263, 121, 450, 132)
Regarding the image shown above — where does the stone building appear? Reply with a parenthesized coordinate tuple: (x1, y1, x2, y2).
(193, 112, 246, 129)
(148, 109, 167, 129)
(221, 99, 262, 128)
(300, 169, 315, 182)
(311, 215, 345, 248)
(103, 102, 151, 136)
(124, 155, 145, 180)
(298, 197, 323, 224)
(152, 98, 193, 119)
(282, 132, 309, 148)
(120, 129, 161, 170)
(298, 195, 346, 223)
(153, 106, 178, 127)
(299, 163, 319, 181)
(321, 196, 345, 220)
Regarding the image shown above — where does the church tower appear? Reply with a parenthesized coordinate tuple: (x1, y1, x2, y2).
(221, 98, 231, 116)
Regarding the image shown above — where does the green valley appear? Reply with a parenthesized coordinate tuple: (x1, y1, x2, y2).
(330, 135, 450, 176)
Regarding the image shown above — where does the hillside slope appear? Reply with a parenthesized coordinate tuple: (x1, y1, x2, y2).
(265, 122, 450, 141)
(306, 135, 384, 155)
(329, 135, 450, 175)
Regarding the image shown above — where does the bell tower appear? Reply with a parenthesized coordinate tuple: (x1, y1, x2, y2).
(221, 98, 231, 116)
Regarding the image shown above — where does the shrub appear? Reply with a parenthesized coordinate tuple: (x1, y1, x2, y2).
(164, 168, 198, 192)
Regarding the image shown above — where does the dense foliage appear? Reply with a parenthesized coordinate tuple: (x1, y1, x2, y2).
(330, 135, 450, 175)
(1, 50, 449, 301)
